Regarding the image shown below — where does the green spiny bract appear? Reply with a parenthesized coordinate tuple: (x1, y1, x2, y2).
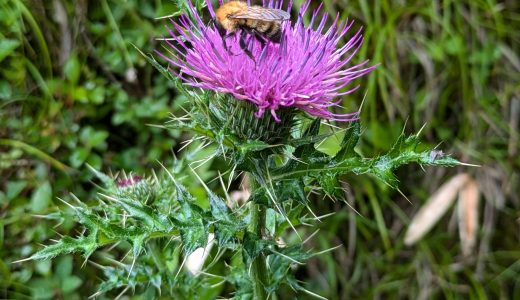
(209, 93, 297, 145)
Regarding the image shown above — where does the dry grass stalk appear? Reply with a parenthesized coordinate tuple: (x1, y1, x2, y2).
(458, 177, 479, 256)
(405, 174, 470, 245)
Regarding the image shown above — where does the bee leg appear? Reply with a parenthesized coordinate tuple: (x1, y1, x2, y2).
(214, 21, 234, 52)
(251, 29, 268, 48)
(239, 30, 255, 62)
(250, 29, 268, 56)
(214, 20, 226, 37)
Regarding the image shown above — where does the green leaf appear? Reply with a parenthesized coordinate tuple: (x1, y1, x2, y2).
(274, 120, 330, 177)
(316, 173, 340, 197)
(30, 181, 52, 213)
(209, 192, 244, 247)
(61, 276, 82, 294)
(117, 197, 170, 231)
(334, 121, 361, 161)
(226, 268, 254, 300)
(6, 180, 27, 200)
(267, 245, 312, 292)
(56, 255, 73, 279)
(265, 208, 277, 237)
(87, 165, 115, 188)
(0, 39, 20, 63)
(69, 148, 90, 168)
(30, 235, 97, 261)
(175, 194, 209, 254)
(34, 260, 52, 276)
(237, 140, 273, 153)
(131, 234, 147, 258)
(30, 278, 56, 299)
(0, 81, 12, 100)
(293, 119, 324, 160)
(209, 192, 232, 222)
(248, 188, 269, 206)
(273, 179, 307, 205)
(178, 217, 207, 255)
(80, 127, 108, 149)
(174, 181, 196, 203)
(242, 232, 273, 266)
(64, 55, 81, 84)
(272, 124, 462, 192)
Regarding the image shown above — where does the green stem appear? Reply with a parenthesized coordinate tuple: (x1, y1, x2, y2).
(248, 176, 269, 300)
(0, 139, 73, 173)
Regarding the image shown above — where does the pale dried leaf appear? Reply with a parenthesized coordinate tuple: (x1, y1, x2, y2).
(405, 174, 470, 245)
(185, 233, 215, 275)
(229, 190, 251, 206)
(458, 178, 479, 256)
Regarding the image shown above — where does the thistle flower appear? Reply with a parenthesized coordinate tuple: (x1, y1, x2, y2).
(158, 0, 375, 122)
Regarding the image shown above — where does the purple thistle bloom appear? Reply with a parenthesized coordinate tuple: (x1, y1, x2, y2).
(158, 0, 376, 122)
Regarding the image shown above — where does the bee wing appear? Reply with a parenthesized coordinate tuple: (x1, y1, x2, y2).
(229, 6, 290, 21)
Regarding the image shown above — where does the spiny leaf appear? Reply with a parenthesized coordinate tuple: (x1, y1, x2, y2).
(334, 121, 361, 161)
(242, 232, 274, 266)
(316, 173, 340, 197)
(174, 181, 196, 203)
(209, 193, 232, 222)
(293, 119, 325, 160)
(226, 267, 254, 300)
(179, 220, 207, 255)
(248, 188, 269, 206)
(209, 192, 245, 247)
(73, 205, 149, 240)
(288, 132, 332, 149)
(176, 200, 209, 255)
(96, 264, 162, 296)
(73, 206, 102, 232)
(87, 164, 115, 189)
(117, 197, 170, 231)
(29, 235, 97, 261)
(272, 124, 462, 192)
(277, 204, 306, 235)
(267, 245, 312, 293)
(131, 234, 147, 258)
(237, 140, 275, 153)
(136, 46, 188, 94)
(273, 179, 307, 205)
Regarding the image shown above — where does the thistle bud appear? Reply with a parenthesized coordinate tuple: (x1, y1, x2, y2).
(116, 175, 154, 202)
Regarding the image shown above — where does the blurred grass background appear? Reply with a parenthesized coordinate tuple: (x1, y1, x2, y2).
(0, 0, 518, 299)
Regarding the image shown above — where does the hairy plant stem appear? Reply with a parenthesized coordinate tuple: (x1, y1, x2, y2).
(248, 175, 269, 300)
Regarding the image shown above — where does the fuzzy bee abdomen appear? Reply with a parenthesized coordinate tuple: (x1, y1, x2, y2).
(255, 21, 271, 33)
(265, 23, 281, 42)
(244, 19, 257, 28)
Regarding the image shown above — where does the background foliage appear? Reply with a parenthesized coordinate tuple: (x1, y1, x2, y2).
(1, 0, 518, 299)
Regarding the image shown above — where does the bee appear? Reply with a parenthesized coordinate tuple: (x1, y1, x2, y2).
(214, 1, 290, 60)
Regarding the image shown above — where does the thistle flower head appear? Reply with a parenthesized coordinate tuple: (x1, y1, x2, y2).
(158, 0, 375, 122)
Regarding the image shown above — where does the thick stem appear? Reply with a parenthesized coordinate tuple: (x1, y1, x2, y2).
(248, 177, 269, 300)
